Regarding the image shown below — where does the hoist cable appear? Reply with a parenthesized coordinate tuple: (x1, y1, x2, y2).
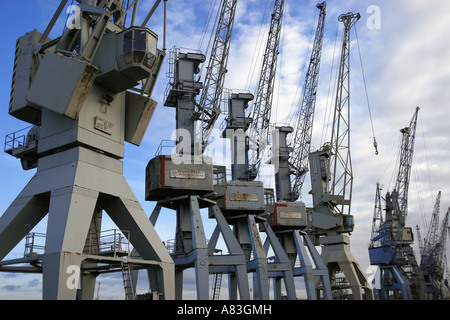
(413, 157, 429, 234)
(386, 134, 402, 192)
(418, 112, 434, 207)
(197, 0, 219, 52)
(354, 27, 379, 155)
(197, 0, 221, 77)
(320, 18, 339, 147)
(245, 0, 272, 92)
(286, 5, 319, 140)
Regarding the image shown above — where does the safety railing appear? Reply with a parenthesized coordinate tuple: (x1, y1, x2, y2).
(24, 232, 46, 257)
(24, 229, 132, 258)
(85, 229, 131, 257)
(4, 125, 35, 153)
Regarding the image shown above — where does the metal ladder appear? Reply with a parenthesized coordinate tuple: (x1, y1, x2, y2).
(211, 273, 223, 300)
(121, 262, 135, 300)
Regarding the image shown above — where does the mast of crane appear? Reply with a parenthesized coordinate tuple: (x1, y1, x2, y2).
(197, 0, 237, 152)
(149, 0, 254, 300)
(308, 11, 360, 227)
(274, 2, 326, 202)
(421, 192, 442, 266)
(245, 0, 285, 181)
(328, 12, 359, 215)
(394, 107, 420, 227)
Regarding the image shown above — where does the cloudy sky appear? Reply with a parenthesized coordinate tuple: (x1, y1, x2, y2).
(0, 0, 449, 299)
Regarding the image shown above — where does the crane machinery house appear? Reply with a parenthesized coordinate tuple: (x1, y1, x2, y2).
(18, 26, 160, 118)
(93, 27, 159, 93)
(9, 24, 163, 164)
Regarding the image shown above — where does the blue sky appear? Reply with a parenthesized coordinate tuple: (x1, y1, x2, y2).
(0, 0, 450, 299)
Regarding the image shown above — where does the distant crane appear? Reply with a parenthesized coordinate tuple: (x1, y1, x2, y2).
(417, 192, 450, 299)
(418, 192, 442, 264)
(369, 107, 428, 300)
(307, 12, 374, 300)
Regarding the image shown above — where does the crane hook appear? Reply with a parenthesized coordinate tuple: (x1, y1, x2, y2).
(373, 137, 379, 155)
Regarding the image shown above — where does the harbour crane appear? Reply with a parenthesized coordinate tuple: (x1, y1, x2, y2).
(369, 107, 428, 300)
(418, 192, 442, 267)
(268, 2, 332, 300)
(1, 0, 174, 300)
(145, 0, 253, 300)
(218, 0, 298, 300)
(417, 192, 450, 299)
(307, 12, 374, 300)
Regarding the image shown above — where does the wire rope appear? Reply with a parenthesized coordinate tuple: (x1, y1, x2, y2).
(197, 0, 219, 52)
(376, 134, 399, 184)
(197, 0, 221, 77)
(320, 18, 339, 147)
(413, 156, 429, 233)
(285, 4, 319, 140)
(418, 112, 434, 207)
(244, 0, 272, 93)
(354, 27, 379, 155)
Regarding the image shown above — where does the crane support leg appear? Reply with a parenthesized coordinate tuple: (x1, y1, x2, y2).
(378, 265, 412, 300)
(321, 236, 373, 300)
(292, 231, 316, 299)
(262, 222, 297, 300)
(163, 195, 210, 300)
(0, 147, 175, 300)
(292, 231, 334, 300)
(150, 195, 251, 300)
(300, 232, 333, 300)
(209, 205, 251, 300)
(190, 197, 210, 300)
(246, 215, 270, 300)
